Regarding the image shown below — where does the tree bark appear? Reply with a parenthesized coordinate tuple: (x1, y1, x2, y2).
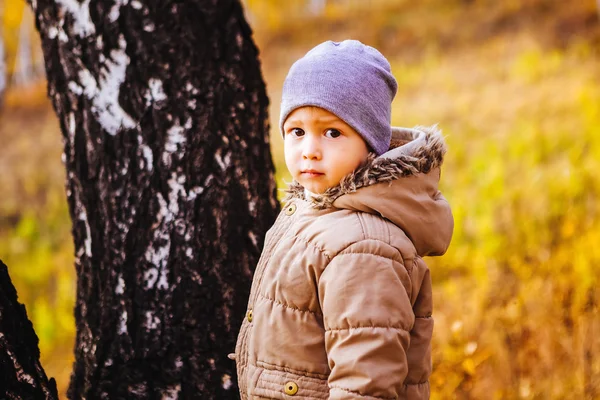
(28, 0, 279, 398)
(0, 260, 59, 399)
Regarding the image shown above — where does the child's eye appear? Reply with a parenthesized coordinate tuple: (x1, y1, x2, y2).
(324, 129, 341, 138)
(289, 128, 305, 137)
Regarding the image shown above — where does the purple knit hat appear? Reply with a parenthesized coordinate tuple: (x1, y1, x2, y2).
(279, 40, 398, 155)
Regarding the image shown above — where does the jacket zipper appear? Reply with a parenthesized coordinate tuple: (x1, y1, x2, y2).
(236, 204, 297, 396)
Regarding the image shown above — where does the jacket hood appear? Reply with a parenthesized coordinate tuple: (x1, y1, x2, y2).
(284, 125, 454, 256)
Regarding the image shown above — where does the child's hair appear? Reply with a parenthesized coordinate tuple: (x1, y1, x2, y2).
(279, 40, 398, 156)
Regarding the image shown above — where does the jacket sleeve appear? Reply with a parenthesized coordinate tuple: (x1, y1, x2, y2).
(317, 239, 414, 400)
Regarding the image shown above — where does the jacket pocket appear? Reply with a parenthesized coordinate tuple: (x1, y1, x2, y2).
(249, 362, 329, 400)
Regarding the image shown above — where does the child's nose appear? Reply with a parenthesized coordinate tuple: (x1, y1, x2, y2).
(302, 136, 321, 160)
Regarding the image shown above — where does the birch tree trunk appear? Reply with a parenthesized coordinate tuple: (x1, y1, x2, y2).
(28, 0, 279, 398)
(0, 260, 59, 399)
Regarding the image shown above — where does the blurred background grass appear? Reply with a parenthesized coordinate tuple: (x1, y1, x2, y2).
(1, 0, 599, 398)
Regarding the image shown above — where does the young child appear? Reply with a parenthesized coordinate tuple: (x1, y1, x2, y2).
(233, 40, 453, 399)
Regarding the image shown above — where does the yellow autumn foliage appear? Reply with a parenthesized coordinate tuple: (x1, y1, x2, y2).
(1, 0, 599, 398)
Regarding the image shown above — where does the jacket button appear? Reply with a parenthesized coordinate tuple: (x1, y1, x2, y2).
(285, 203, 297, 216)
(247, 309, 253, 323)
(284, 381, 298, 395)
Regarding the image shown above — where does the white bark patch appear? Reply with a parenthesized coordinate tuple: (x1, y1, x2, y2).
(248, 231, 258, 248)
(145, 78, 167, 105)
(145, 120, 191, 290)
(58, 29, 69, 43)
(222, 374, 232, 390)
(115, 274, 125, 294)
(96, 35, 136, 134)
(162, 120, 188, 166)
(204, 174, 214, 189)
(118, 311, 128, 334)
(48, 21, 68, 43)
(185, 82, 199, 95)
(78, 210, 92, 258)
(78, 68, 97, 97)
(191, 271, 203, 285)
(144, 267, 158, 289)
(47, 26, 58, 39)
(187, 186, 204, 200)
(68, 81, 83, 95)
(145, 311, 159, 329)
(164, 123, 185, 153)
(214, 149, 231, 171)
(144, 193, 172, 290)
(56, 0, 95, 37)
(141, 144, 154, 171)
(19, 372, 35, 385)
(108, 0, 129, 23)
(108, 5, 119, 22)
(75, 35, 135, 135)
(161, 385, 181, 400)
(152, 190, 171, 225)
(167, 173, 185, 216)
(157, 268, 168, 290)
(137, 134, 154, 171)
(174, 356, 183, 370)
(79, 68, 98, 95)
(67, 112, 76, 143)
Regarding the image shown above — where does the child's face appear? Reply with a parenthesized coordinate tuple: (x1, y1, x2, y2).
(283, 106, 369, 194)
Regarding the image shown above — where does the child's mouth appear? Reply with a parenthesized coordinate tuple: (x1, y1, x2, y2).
(301, 170, 324, 177)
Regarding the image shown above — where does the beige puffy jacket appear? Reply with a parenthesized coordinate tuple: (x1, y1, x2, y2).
(234, 126, 454, 399)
